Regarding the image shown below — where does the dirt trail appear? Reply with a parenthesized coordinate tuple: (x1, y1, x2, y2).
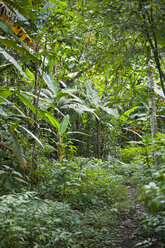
(113, 186, 143, 248)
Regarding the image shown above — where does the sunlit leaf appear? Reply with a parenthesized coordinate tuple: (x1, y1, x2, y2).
(45, 112, 60, 131)
(101, 107, 119, 118)
(59, 114, 69, 136)
(120, 106, 139, 121)
(0, 89, 13, 102)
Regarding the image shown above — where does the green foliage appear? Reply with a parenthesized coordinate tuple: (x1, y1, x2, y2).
(59, 114, 70, 136)
(0, 48, 28, 79)
(136, 165, 165, 247)
(139, 166, 165, 214)
(0, 0, 165, 247)
(38, 157, 128, 210)
(135, 212, 165, 248)
(0, 158, 133, 248)
(118, 145, 145, 164)
(0, 165, 26, 195)
(0, 192, 81, 248)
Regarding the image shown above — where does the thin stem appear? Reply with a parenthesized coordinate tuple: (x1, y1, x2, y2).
(31, 36, 47, 175)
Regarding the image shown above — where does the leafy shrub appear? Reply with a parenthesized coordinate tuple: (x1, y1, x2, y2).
(0, 192, 82, 248)
(0, 158, 134, 248)
(0, 165, 27, 195)
(37, 157, 128, 209)
(118, 146, 145, 164)
(139, 167, 165, 214)
(0, 190, 130, 248)
(137, 165, 165, 247)
(135, 213, 165, 248)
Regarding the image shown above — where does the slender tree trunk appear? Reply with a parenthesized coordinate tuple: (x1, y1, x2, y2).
(96, 118, 100, 159)
(32, 47, 39, 172)
(147, 52, 158, 166)
(31, 39, 47, 180)
(101, 127, 105, 160)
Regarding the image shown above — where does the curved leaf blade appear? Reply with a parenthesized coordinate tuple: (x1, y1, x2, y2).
(59, 114, 70, 136)
(19, 125, 45, 149)
(0, 47, 28, 79)
(45, 112, 60, 131)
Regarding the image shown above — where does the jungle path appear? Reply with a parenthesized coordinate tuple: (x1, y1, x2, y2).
(113, 185, 144, 248)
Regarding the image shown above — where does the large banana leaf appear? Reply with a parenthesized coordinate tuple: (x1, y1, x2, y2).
(0, 47, 28, 79)
(59, 114, 69, 136)
(17, 93, 36, 113)
(3, 0, 36, 20)
(16, 91, 42, 119)
(101, 106, 119, 118)
(0, 37, 40, 64)
(84, 77, 101, 108)
(64, 103, 95, 115)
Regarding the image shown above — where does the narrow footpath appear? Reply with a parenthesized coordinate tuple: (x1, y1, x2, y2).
(113, 185, 144, 248)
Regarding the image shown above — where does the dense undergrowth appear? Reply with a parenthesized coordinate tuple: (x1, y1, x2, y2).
(0, 145, 165, 248)
(0, 156, 133, 248)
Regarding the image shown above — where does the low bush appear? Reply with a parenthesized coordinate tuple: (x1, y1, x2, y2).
(0, 158, 133, 247)
(37, 157, 128, 210)
(137, 165, 165, 247)
(0, 192, 82, 248)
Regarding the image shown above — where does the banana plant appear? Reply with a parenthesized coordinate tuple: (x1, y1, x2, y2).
(62, 76, 119, 159)
(43, 111, 70, 160)
(0, 87, 45, 169)
(41, 72, 95, 159)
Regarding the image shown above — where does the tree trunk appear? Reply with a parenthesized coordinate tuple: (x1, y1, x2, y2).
(147, 54, 158, 166)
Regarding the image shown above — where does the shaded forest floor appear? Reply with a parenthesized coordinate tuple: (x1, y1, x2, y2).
(113, 185, 144, 248)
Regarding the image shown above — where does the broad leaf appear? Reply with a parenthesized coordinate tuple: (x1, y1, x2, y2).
(101, 107, 119, 118)
(45, 112, 60, 131)
(154, 85, 165, 99)
(43, 73, 58, 96)
(59, 114, 70, 136)
(0, 89, 13, 102)
(0, 47, 28, 79)
(65, 103, 95, 115)
(0, 21, 14, 35)
(84, 77, 100, 107)
(22, 0, 32, 7)
(17, 93, 36, 114)
(0, 37, 40, 64)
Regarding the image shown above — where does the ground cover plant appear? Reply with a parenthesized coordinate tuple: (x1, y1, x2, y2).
(0, 158, 132, 248)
